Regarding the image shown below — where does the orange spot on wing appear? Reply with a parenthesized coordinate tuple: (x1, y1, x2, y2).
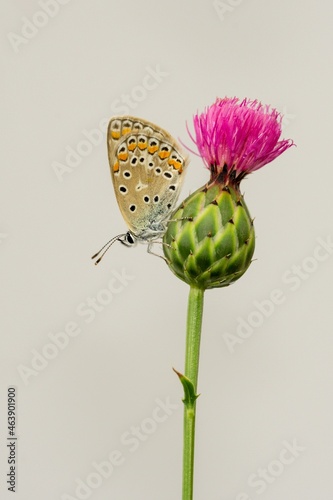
(122, 127, 131, 135)
(168, 158, 183, 172)
(118, 152, 128, 161)
(128, 142, 136, 151)
(113, 162, 119, 172)
(159, 150, 170, 159)
(138, 142, 147, 150)
(111, 131, 120, 139)
(148, 145, 158, 154)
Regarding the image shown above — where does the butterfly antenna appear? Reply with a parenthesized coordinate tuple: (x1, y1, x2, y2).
(91, 234, 126, 265)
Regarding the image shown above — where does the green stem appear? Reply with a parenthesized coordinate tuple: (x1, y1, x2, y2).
(182, 285, 204, 500)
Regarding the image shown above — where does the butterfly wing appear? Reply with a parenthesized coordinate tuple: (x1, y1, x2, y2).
(107, 116, 189, 240)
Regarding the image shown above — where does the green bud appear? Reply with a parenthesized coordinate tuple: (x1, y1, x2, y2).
(163, 182, 255, 289)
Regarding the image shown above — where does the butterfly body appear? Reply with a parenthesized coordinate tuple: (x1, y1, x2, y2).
(108, 116, 189, 241)
(92, 116, 189, 263)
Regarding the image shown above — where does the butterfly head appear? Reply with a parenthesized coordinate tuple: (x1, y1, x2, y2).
(92, 231, 137, 265)
(122, 231, 137, 247)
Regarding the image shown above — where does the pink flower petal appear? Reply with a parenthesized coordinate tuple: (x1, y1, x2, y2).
(191, 97, 294, 182)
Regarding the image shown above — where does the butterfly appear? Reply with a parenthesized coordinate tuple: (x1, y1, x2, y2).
(92, 116, 189, 264)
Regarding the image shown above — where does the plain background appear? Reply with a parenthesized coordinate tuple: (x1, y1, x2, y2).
(1, 1, 332, 499)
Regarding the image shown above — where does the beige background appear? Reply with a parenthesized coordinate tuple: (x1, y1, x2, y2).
(1, 1, 332, 499)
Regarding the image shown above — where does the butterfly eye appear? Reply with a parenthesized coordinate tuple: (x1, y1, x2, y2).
(126, 232, 136, 244)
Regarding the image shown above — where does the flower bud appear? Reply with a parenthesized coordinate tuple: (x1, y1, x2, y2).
(163, 182, 255, 289)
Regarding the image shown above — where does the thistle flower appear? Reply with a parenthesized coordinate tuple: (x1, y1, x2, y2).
(93, 102, 294, 500)
(163, 97, 294, 289)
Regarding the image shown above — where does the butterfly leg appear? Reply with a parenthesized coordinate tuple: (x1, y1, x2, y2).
(165, 216, 194, 224)
(147, 241, 169, 263)
(161, 241, 172, 250)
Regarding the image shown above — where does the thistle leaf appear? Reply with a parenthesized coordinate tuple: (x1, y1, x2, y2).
(173, 368, 199, 408)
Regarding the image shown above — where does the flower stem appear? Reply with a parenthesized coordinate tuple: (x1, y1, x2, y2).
(182, 285, 204, 500)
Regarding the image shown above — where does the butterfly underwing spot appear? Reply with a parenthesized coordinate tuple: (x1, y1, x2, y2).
(143, 126, 154, 134)
(122, 120, 132, 136)
(133, 122, 143, 131)
(148, 138, 159, 154)
(148, 161, 154, 169)
(110, 119, 121, 139)
(130, 157, 138, 166)
(123, 170, 132, 178)
(127, 136, 137, 151)
(163, 171, 173, 179)
(118, 144, 128, 162)
(153, 195, 159, 203)
(169, 185, 176, 191)
(138, 136, 148, 150)
(168, 154, 183, 172)
(159, 144, 171, 159)
(155, 167, 162, 175)
(119, 185, 128, 194)
(143, 195, 150, 203)
(129, 204, 136, 212)
(139, 157, 145, 163)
